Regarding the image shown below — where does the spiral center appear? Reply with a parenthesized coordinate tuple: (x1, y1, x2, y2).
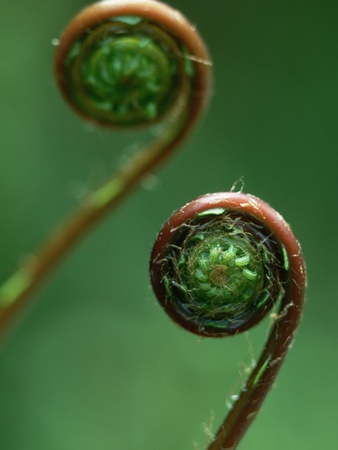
(174, 226, 266, 317)
(209, 265, 228, 286)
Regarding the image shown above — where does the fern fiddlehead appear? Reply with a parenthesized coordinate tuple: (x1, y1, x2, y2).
(55, 1, 193, 127)
(0, 0, 211, 334)
(150, 192, 306, 448)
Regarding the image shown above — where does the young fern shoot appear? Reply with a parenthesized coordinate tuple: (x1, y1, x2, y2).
(150, 192, 306, 449)
(0, 0, 211, 334)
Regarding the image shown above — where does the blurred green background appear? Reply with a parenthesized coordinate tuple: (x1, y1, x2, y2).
(0, 0, 337, 449)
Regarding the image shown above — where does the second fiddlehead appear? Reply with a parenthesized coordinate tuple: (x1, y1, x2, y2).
(55, 0, 211, 129)
(0, 0, 211, 334)
(150, 192, 306, 448)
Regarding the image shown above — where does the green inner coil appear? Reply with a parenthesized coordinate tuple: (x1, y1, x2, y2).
(179, 233, 265, 315)
(64, 17, 190, 126)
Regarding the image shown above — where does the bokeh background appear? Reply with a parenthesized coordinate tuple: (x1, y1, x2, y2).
(0, 0, 337, 449)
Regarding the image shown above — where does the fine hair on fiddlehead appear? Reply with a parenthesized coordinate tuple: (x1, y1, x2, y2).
(157, 212, 285, 334)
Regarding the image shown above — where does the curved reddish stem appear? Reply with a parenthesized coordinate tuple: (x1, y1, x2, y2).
(205, 193, 306, 449)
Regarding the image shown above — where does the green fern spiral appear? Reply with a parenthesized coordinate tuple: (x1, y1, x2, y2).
(178, 231, 265, 315)
(61, 17, 191, 126)
(151, 202, 288, 337)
